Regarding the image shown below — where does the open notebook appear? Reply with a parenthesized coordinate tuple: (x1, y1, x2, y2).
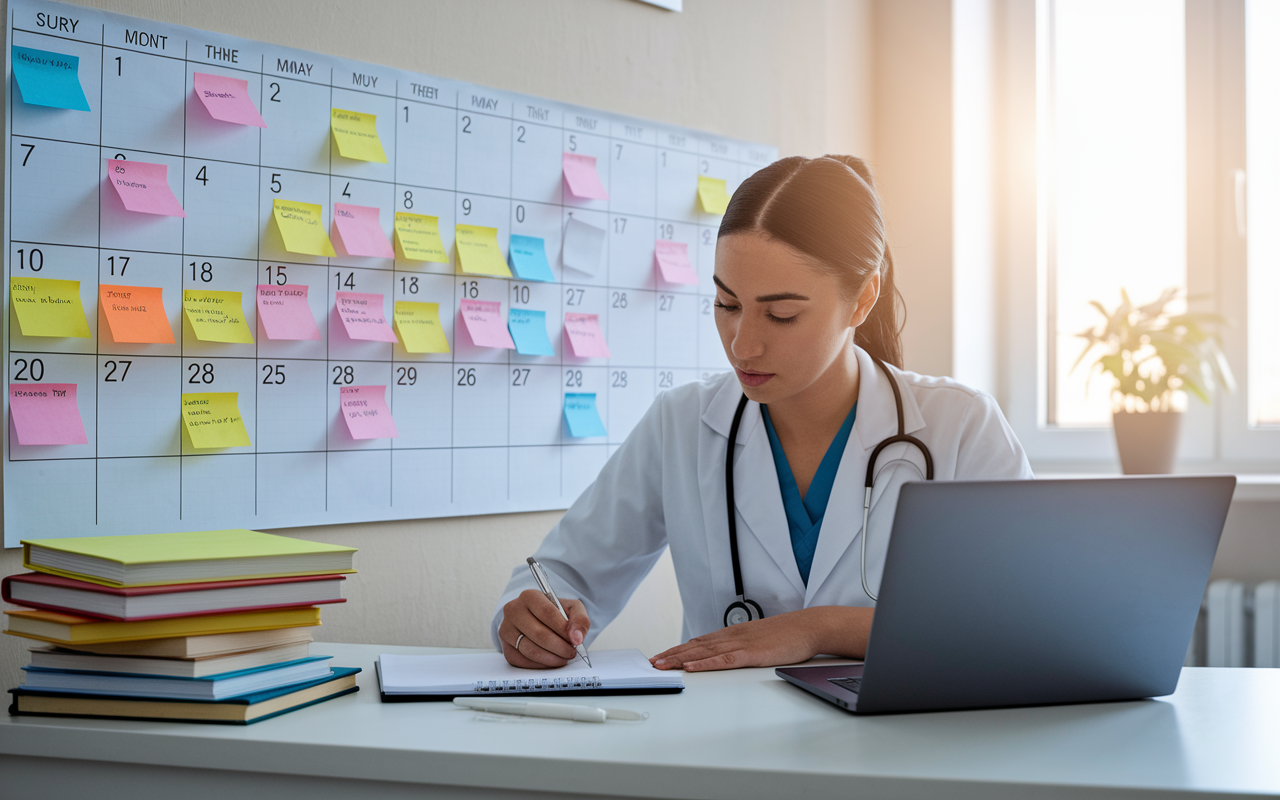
(376, 648, 684, 701)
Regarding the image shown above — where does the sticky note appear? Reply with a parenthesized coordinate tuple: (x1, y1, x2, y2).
(340, 385, 398, 440)
(564, 393, 607, 438)
(563, 216, 606, 276)
(332, 203, 394, 258)
(697, 176, 731, 215)
(508, 235, 555, 282)
(394, 213, 448, 262)
(183, 290, 254, 344)
(107, 159, 187, 218)
(335, 291, 398, 342)
(562, 153, 610, 200)
(257, 285, 320, 341)
(330, 108, 388, 163)
(181, 393, 251, 449)
(10, 277, 91, 338)
(99, 284, 174, 344)
(459, 300, 515, 349)
(393, 301, 450, 353)
(563, 312, 611, 358)
(12, 46, 90, 111)
(455, 225, 512, 277)
(193, 72, 266, 127)
(273, 199, 336, 257)
(655, 240, 699, 285)
(508, 308, 555, 356)
(9, 384, 87, 446)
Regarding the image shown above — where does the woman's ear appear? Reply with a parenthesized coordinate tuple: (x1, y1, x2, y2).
(850, 272, 881, 328)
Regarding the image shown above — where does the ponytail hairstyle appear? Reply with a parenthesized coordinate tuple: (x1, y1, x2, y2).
(717, 155, 905, 369)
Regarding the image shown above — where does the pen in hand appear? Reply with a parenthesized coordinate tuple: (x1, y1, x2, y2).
(527, 557, 592, 668)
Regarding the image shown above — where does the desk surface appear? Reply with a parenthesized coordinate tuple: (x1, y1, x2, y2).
(2, 642, 1279, 799)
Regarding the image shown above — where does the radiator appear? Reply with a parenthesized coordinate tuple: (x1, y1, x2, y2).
(1185, 580, 1280, 667)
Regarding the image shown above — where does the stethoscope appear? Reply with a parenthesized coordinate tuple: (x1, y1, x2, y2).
(722, 356, 935, 626)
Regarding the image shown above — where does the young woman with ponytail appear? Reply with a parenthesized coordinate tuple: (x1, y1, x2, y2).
(492, 156, 1033, 672)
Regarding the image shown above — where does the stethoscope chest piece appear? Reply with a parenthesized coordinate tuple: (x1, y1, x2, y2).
(723, 598, 764, 627)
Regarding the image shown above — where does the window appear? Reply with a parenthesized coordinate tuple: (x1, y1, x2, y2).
(1246, 0, 1280, 426)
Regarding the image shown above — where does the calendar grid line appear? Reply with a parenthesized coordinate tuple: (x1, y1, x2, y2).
(93, 21, 104, 525)
(254, 51, 265, 517)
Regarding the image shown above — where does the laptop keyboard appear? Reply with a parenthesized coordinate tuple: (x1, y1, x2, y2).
(829, 677, 862, 694)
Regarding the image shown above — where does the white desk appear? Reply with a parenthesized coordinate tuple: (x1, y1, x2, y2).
(2, 642, 1279, 799)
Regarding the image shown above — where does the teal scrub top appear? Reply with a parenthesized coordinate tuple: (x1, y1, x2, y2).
(760, 403, 858, 586)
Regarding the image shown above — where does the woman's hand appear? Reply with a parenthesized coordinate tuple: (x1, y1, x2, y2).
(499, 589, 591, 669)
(649, 606, 873, 672)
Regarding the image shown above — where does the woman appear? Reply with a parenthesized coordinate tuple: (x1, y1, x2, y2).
(492, 155, 1032, 672)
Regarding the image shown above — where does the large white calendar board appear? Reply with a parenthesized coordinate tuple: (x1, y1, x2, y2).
(2, 0, 778, 546)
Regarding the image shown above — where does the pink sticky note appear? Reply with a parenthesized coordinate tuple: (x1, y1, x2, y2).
(107, 159, 186, 217)
(459, 300, 515, 349)
(562, 153, 610, 200)
(654, 240, 700, 285)
(339, 385, 398, 440)
(9, 383, 88, 446)
(335, 291, 398, 342)
(564, 313, 611, 358)
(332, 203, 394, 259)
(257, 284, 320, 340)
(193, 72, 267, 128)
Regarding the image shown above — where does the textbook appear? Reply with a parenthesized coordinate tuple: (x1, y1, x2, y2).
(28, 641, 312, 678)
(55, 627, 313, 658)
(3, 606, 322, 645)
(22, 529, 357, 588)
(21, 655, 333, 700)
(376, 648, 684, 701)
(2, 572, 347, 620)
(8, 667, 361, 724)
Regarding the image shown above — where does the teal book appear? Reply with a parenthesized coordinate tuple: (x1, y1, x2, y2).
(21, 655, 334, 700)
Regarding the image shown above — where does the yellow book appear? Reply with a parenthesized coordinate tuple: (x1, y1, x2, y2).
(3, 606, 321, 645)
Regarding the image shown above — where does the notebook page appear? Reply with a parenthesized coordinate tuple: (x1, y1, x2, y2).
(378, 648, 683, 694)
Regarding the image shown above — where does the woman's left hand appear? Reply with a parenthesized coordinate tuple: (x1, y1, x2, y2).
(649, 606, 873, 672)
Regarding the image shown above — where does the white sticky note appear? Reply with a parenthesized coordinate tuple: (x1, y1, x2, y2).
(563, 216, 606, 277)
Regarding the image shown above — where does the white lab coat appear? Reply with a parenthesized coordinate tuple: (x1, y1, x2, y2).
(491, 345, 1034, 650)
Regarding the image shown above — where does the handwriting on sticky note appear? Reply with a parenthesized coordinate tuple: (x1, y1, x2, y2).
(562, 153, 610, 200)
(183, 290, 254, 343)
(394, 213, 448, 262)
(562, 217, 606, 276)
(273, 199, 336, 257)
(100, 284, 174, 344)
(257, 285, 320, 341)
(340, 386, 398, 440)
(331, 108, 388, 163)
(455, 225, 512, 277)
(460, 300, 515, 349)
(9, 383, 88, 446)
(10, 277, 91, 339)
(335, 291, 398, 342)
(564, 393, 607, 438)
(107, 159, 186, 218)
(507, 308, 555, 356)
(332, 203, 394, 258)
(697, 176, 731, 215)
(393, 301, 450, 353)
(654, 240, 699, 285)
(181, 393, 251, 449)
(12, 46, 90, 111)
(508, 235, 555, 282)
(193, 72, 266, 127)
(563, 313, 610, 358)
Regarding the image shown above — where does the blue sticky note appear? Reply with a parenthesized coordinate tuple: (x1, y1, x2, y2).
(12, 47, 91, 111)
(508, 308, 555, 356)
(508, 235, 555, 282)
(564, 392, 607, 438)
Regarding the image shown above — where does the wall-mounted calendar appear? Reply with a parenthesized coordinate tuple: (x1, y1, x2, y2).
(2, 0, 777, 546)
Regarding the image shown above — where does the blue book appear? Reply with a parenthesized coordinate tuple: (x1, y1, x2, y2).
(21, 655, 334, 700)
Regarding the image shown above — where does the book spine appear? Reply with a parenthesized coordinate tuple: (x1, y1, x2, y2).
(9, 597, 345, 622)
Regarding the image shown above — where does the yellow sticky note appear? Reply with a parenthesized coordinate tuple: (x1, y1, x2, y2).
(181, 392, 251, 449)
(183, 290, 254, 344)
(697, 175, 731, 215)
(10, 277, 91, 338)
(331, 108, 388, 163)
(273, 199, 336, 257)
(455, 224, 512, 277)
(393, 301, 450, 353)
(394, 213, 449, 263)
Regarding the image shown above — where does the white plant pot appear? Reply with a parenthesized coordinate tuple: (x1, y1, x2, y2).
(1112, 409, 1183, 474)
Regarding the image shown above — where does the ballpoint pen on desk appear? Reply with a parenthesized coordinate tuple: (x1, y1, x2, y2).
(453, 698, 647, 723)
(526, 556, 592, 668)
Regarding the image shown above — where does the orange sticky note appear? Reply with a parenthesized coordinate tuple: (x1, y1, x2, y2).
(99, 284, 174, 344)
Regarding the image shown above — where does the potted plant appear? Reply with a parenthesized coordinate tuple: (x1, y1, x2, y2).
(1071, 288, 1235, 474)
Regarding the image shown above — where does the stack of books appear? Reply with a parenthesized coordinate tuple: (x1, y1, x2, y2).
(3, 529, 361, 724)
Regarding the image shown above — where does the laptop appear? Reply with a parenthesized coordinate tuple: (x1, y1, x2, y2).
(776, 476, 1235, 715)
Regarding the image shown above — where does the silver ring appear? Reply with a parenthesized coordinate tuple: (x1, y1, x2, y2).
(514, 634, 525, 651)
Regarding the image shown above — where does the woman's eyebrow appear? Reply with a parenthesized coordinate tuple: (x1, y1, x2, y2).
(713, 276, 809, 303)
(712, 276, 737, 297)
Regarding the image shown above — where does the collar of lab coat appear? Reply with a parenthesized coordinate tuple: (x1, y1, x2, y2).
(701, 346, 927, 604)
